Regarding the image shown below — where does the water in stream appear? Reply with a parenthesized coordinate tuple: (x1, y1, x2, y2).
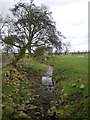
(37, 65, 56, 119)
(40, 65, 55, 97)
(27, 66, 56, 119)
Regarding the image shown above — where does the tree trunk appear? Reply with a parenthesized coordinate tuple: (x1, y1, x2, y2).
(12, 47, 26, 67)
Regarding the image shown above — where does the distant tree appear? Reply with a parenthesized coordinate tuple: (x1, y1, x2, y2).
(63, 41, 71, 55)
(0, 1, 64, 66)
(78, 50, 80, 54)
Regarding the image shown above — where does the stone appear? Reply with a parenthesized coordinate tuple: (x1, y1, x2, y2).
(56, 109, 64, 118)
(11, 103, 17, 108)
(40, 107, 43, 110)
(29, 98, 32, 101)
(36, 95, 40, 97)
(17, 104, 25, 111)
(35, 112, 41, 116)
(63, 93, 68, 99)
(2, 104, 6, 108)
(61, 89, 64, 92)
(71, 84, 77, 87)
(47, 109, 53, 116)
(8, 94, 12, 97)
(8, 98, 13, 102)
(50, 106, 56, 111)
(17, 104, 20, 107)
(28, 105, 37, 110)
(5, 106, 14, 114)
(26, 100, 30, 104)
(18, 111, 27, 120)
(80, 84, 84, 89)
(34, 95, 40, 98)
(48, 107, 57, 117)
(56, 103, 60, 107)
(50, 101, 57, 106)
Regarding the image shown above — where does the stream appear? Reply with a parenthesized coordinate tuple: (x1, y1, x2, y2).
(37, 65, 56, 119)
(41, 65, 55, 95)
(27, 65, 56, 119)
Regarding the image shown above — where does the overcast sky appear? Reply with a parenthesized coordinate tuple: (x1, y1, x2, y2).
(0, 0, 89, 52)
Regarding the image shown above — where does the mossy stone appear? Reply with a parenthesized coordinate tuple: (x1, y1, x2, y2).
(5, 106, 14, 115)
(18, 111, 28, 120)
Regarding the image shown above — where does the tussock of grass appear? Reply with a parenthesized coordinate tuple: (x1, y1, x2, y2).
(17, 56, 48, 74)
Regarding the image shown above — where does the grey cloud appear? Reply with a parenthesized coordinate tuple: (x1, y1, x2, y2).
(0, 1, 14, 17)
(67, 33, 87, 40)
(36, 0, 83, 6)
(71, 21, 86, 26)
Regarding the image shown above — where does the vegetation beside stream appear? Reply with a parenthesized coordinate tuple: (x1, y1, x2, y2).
(2, 55, 48, 120)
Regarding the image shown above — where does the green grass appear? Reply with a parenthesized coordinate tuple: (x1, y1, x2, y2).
(46, 54, 88, 93)
(17, 56, 47, 74)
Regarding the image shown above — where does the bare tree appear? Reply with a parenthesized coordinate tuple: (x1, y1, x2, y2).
(63, 41, 71, 55)
(1, 1, 64, 65)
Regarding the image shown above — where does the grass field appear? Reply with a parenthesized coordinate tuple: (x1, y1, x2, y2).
(46, 54, 88, 119)
(46, 54, 88, 94)
(2, 54, 89, 119)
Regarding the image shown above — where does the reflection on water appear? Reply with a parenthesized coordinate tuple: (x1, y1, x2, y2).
(41, 65, 54, 94)
(42, 76, 53, 86)
(45, 66, 53, 77)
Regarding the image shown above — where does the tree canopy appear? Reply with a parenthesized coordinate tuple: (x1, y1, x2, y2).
(1, 1, 65, 65)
